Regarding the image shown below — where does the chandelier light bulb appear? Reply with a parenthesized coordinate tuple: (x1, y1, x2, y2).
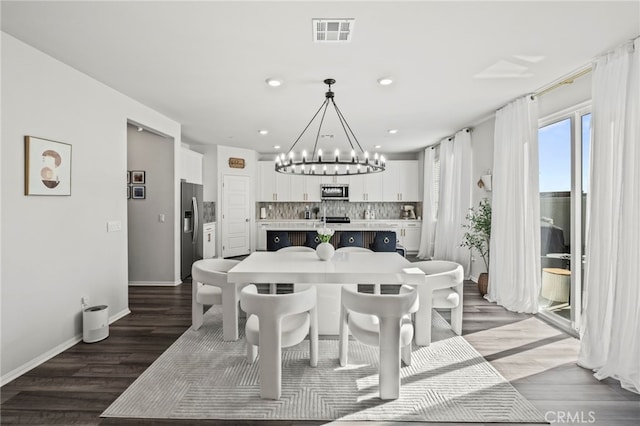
(323, 165, 327, 174)
(335, 149, 340, 162)
(318, 149, 323, 162)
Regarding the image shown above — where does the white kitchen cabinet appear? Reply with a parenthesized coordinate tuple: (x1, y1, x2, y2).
(203, 222, 216, 258)
(385, 220, 422, 253)
(257, 161, 292, 201)
(180, 147, 203, 184)
(382, 160, 420, 202)
(349, 172, 383, 201)
(257, 222, 275, 251)
(290, 175, 321, 202)
(400, 221, 421, 252)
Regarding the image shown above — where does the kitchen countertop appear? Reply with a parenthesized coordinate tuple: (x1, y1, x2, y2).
(256, 219, 421, 230)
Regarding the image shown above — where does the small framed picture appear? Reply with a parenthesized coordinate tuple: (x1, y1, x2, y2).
(127, 171, 131, 184)
(127, 186, 131, 199)
(131, 170, 145, 184)
(131, 186, 146, 199)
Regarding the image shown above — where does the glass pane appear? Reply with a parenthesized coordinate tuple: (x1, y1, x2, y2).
(539, 118, 572, 320)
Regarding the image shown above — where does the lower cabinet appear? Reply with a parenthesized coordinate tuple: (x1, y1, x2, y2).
(400, 222, 421, 252)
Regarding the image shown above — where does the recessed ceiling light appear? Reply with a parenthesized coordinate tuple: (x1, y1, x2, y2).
(265, 78, 282, 87)
(377, 77, 393, 86)
(137, 126, 143, 132)
(258, 130, 269, 135)
(273, 145, 281, 149)
(375, 145, 382, 149)
(388, 129, 398, 134)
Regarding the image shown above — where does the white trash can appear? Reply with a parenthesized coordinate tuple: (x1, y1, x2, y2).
(83, 305, 109, 343)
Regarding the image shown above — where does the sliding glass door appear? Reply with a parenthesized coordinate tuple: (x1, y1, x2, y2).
(538, 102, 591, 333)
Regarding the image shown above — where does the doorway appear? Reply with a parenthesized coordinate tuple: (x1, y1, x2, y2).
(538, 102, 591, 333)
(221, 174, 251, 258)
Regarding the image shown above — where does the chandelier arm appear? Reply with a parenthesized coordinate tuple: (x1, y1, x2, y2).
(310, 99, 331, 160)
(330, 99, 358, 154)
(284, 99, 329, 154)
(332, 100, 367, 155)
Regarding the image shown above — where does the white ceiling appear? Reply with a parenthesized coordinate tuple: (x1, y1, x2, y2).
(2, 1, 639, 156)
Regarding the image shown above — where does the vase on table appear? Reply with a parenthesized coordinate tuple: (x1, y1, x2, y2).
(316, 242, 335, 261)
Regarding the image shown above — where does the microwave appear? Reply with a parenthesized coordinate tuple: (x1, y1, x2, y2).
(321, 184, 349, 200)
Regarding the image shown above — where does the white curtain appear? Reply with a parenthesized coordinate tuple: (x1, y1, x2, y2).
(486, 96, 540, 313)
(433, 130, 472, 274)
(578, 38, 639, 394)
(417, 146, 437, 259)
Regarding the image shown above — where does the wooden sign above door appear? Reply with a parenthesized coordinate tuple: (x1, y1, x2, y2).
(228, 157, 245, 169)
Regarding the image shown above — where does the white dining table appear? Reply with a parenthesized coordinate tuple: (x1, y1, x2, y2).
(227, 250, 426, 400)
(227, 250, 425, 286)
(228, 251, 426, 336)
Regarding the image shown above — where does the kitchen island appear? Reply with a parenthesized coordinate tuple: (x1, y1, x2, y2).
(256, 219, 422, 253)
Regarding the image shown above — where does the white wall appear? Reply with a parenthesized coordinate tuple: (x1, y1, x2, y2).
(127, 125, 177, 284)
(0, 33, 181, 383)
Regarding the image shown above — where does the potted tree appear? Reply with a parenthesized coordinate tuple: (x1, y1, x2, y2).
(461, 198, 492, 295)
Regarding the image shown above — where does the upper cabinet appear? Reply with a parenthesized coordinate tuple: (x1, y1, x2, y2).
(382, 160, 420, 201)
(349, 172, 383, 202)
(258, 161, 290, 201)
(180, 147, 203, 184)
(257, 159, 420, 202)
(290, 175, 322, 202)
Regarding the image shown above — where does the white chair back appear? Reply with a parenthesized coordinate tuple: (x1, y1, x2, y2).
(241, 284, 316, 319)
(335, 246, 372, 253)
(339, 285, 418, 400)
(412, 260, 464, 290)
(277, 246, 315, 253)
(341, 285, 418, 318)
(410, 260, 464, 346)
(240, 284, 318, 400)
(191, 258, 246, 341)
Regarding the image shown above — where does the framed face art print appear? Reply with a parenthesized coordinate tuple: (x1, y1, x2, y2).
(24, 136, 72, 196)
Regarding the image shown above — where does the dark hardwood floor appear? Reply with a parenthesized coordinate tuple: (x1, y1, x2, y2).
(2, 272, 638, 425)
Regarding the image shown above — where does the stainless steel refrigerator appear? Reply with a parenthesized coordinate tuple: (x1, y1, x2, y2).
(181, 181, 203, 280)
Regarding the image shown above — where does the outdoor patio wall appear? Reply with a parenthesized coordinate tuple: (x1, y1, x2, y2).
(0, 33, 182, 384)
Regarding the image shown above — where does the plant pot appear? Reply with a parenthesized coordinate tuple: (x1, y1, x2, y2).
(478, 272, 489, 296)
(316, 242, 335, 261)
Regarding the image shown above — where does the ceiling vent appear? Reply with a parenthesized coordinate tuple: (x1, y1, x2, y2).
(312, 19, 354, 42)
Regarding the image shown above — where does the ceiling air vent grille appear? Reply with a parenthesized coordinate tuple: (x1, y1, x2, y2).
(312, 19, 354, 43)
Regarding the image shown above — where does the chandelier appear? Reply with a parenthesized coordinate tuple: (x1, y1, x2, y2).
(275, 78, 385, 176)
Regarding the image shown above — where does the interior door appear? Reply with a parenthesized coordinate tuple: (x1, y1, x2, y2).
(222, 174, 251, 257)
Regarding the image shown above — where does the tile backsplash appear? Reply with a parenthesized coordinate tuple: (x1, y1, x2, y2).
(203, 202, 216, 223)
(257, 201, 422, 221)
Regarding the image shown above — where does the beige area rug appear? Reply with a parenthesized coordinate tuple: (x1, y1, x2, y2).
(102, 306, 546, 423)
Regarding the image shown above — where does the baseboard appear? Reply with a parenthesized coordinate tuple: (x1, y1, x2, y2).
(470, 274, 479, 283)
(129, 280, 181, 286)
(0, 308, 131, 386)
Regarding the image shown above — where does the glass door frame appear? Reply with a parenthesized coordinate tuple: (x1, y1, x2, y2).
(538, 100, 591, 334)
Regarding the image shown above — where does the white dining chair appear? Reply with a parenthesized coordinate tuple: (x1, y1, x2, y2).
(335, 246, 381, 294)
(240, 284, 318, 400)
(276, 246, 315, 294)
(410, 260, 464, 346)
(191, 258, 248, 341)
(339, 285, 418, 400)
